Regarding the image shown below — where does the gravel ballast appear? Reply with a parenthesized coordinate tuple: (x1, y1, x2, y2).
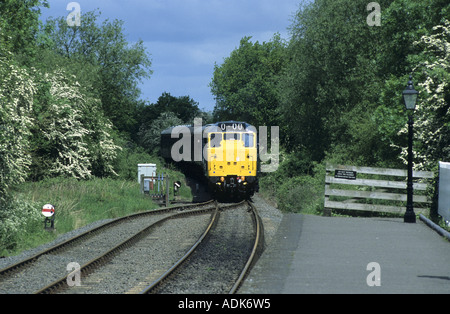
(155, 204, 254, 294)
(0, 194, 284, 294)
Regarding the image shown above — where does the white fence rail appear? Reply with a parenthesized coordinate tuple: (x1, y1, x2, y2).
(324, 165, 434, 216)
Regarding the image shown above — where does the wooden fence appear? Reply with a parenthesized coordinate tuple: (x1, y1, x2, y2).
(324, 165, 434, 216)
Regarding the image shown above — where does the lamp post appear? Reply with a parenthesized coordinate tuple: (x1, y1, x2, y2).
(402, 76, 418, 223)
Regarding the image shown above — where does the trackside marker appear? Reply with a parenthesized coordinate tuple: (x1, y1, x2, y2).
(42, 204, 55, 217)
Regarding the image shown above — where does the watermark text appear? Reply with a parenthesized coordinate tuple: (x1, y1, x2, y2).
(67, 262, 81, 287)
(367, 2, 381, 27)
(366, 262, 381, 286)
(67, 2, 81, 27)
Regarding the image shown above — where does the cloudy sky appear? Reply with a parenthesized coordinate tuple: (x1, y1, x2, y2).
(40, 0, 302, 112)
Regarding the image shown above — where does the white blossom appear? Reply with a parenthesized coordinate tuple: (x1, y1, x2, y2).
(0, 55, 35, 200)
(409, 20, 450, 169)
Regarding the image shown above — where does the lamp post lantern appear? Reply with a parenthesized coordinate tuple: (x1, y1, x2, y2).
(403, 76, 418, 223)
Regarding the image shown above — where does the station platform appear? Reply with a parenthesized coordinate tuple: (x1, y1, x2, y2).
(240, 214, 450, 294)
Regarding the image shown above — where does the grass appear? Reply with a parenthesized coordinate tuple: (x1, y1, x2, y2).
(2, 172, 192, 257)
(25, 177, 158, 229)
(258, 162, 326, 215)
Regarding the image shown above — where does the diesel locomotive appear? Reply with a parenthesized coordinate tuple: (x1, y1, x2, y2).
(161, 121, 259, 200)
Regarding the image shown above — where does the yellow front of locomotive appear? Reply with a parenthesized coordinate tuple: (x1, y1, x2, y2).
(205, 124, 258, 199)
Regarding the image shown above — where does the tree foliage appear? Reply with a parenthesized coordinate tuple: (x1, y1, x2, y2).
(408, 20, 450, 169)
(0, 0, 49, 62)
(279, 0, 388, 164)
(135, 92, 202, 153)
(138, 92, 201, 126)
(30, 70, 120, 180)
(42, 10, 153, 135)
(210, 34, 287, 128)
(138, 112, 184, 154)
(0, 4, 148, 201)
(373, 0, 450, 170)
(0, 52, 36, 202)
(211, 0, 449, 179)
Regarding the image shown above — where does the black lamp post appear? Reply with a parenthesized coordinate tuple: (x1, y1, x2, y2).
(402, 76, 418, 223)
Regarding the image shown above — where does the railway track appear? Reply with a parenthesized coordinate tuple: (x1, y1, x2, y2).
(142, 201, 264, 294)
(0, 200, 263, 294)
(0, 201, 216, 294)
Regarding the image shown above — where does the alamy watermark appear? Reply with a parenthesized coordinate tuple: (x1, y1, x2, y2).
(67, 262, 81, 287)
(367, 2, 381, 27)
(366, 262, 381, 286)
(67, 2, 81, 27)
(169, 118, 279, 173)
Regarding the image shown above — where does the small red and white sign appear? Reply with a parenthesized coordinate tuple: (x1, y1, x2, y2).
(42, 204, 55, 217)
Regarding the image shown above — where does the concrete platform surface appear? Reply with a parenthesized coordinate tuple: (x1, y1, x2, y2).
(240, 214, 450, 294)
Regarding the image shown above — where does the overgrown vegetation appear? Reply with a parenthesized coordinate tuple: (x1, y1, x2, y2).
(2, 0, 450, 254)
(211, 0, 450, 216)
(0, 1, 198, 256)
(1, 176, 193, 256)
(1, 158, 194, 256)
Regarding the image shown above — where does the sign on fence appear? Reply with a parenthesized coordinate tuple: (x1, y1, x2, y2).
(324, 165, 434, 216)
(334, 170, 357, 180)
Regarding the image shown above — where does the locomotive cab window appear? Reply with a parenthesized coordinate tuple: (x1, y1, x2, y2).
(209, 133, 223, 148)
(243, 133, 254, 147)
(225, 133, 240, 141)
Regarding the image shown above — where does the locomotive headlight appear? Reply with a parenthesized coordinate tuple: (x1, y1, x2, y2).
(241, 176, 245, 181)
(220, 176, 225, 182)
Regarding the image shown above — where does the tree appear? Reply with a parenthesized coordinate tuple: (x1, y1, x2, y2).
(279, 0, 386, 163)
(210, 34, 287, 128)
(0, 0, 49, 63)
(373, 0, 450, 169)
(405, 20, 450, 169)
(0, 52, 35, 203)
(30, 69, 120, 180)
(279, 0, 450, 169)
(138, 112, 183, 154)
(136, 92, 201, 152)
(137, 92, 201, 128)
(377, 0, 450, 78)
(43, 10, 153, 135)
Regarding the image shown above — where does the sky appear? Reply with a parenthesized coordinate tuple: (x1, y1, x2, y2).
(39, 0, 302, 112)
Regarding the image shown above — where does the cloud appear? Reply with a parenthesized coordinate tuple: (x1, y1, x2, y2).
(41, 0, 301, 111)
(98, 0, 297, 42)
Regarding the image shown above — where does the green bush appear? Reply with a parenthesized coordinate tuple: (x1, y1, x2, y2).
(277, 175, 324, 214)
(0, 197, 42, 255)
(259, 158, 325, 214)
(2, 177, 158, 256)
(2, 168, 193, 257)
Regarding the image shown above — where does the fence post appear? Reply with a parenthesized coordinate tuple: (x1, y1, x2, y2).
(323, 166, 332, 216)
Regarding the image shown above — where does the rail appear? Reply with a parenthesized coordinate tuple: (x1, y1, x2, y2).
(2, 199, 264, 294)
(35, 205, 216, 294)
(0, 201, 214, 282)
(229, 200, 264, 294)
(140, 202, 221, 294)
(141, 200, 264, 294)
